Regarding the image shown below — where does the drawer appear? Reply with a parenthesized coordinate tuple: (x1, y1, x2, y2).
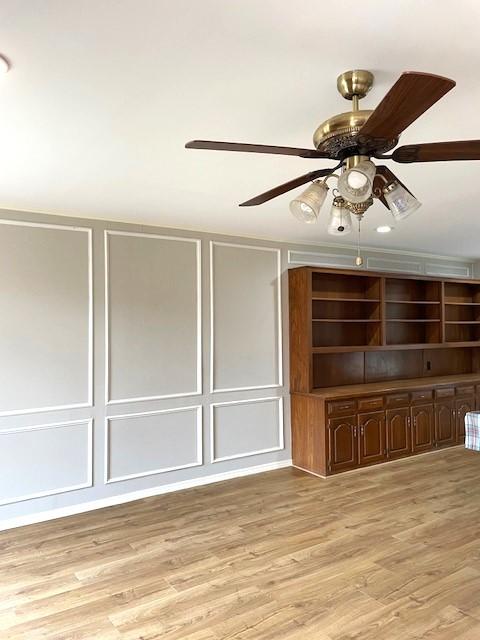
(435, 387, 455, 399)
(456, 385, 475, 397)
(386, 393, 410, 408)
(357, 396, 383, 411)
(411, 390, 433, 404)
(327, 399, 357, 416)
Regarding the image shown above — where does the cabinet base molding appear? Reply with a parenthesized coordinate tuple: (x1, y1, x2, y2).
(291, 464, 326, 479)
(297, 444, 464, 479)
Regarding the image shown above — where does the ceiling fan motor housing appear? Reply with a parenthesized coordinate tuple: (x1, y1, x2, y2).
(313, 70, 398, 160)
(313, 110, 399, 160)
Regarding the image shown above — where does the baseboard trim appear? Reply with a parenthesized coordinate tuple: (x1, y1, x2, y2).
(292, 464, 326, 478)
(0, 459, 292, 532)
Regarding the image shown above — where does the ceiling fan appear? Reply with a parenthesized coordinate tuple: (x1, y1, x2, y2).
(185, 70, 480, 247)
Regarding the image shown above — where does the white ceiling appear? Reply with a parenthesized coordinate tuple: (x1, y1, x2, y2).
(0, 0, 479, 258)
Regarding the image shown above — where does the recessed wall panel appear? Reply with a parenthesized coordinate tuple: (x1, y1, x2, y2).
(366, 257, 423, 274)
(0, 222, 91, 414)
(211, 397, 283, 462)
(211, 243, 281, 391)
(106, 232, 201, 402)
(0, 421, 92, 506)
(106, 407, 202, 482)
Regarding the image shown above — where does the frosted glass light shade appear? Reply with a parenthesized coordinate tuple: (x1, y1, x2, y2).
(289, 181, 328, 223)
(338, 160, 376, 203)
(327, 197, 353, 235)
(383, 182, 422, 220)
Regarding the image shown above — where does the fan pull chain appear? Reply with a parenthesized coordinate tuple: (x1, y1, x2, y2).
(355, 216, 364, 267)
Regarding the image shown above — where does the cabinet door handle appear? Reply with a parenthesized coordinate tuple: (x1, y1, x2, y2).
(452, 409, 456, 419)
(360, 426, 364, 436)
(407, 416, 411, 427)
(353, 426, 357, 438)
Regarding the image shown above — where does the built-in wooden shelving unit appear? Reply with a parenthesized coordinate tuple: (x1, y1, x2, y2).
(289, 266, 480, 477)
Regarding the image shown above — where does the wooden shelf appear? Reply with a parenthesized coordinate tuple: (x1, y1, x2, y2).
(386, 319, 441, 323)
(386, 299, 440, 305)
(290, 266, 480, 393)
(305, 373, 480, 398)
(311, 341, 480, 354)
(445, 302, 480, 306)
(311, 296, 380, 303)
(312, 319, 380, 323)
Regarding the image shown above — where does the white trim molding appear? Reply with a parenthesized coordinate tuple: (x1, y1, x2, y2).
(104, 405, 203, 484)
(366, 256, 423, 274)
(0, 219, 93, 417)
(0, 459, 292, 532)
(425, 262, 472, 278)
(209, 241, 283, 393)
(288, 249, 360, 270)
(0, 419, 93, 506)
(210, 396, 284, 463)
(104, 230, 202, 405)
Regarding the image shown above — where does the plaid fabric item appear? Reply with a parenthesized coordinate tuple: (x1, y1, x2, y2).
(465, 411, 480, 451)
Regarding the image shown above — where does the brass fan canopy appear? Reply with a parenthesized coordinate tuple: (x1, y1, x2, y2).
(313, 70, 399, 158)
(337, 69, 374, 100)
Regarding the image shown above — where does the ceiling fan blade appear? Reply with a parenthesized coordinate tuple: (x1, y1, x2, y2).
(392, 140, 480, 163)
(359, 72, 455, 141)
(373, 165, 415, 208)
(185, 140, 330, 159)
(239, 167, 337, 207)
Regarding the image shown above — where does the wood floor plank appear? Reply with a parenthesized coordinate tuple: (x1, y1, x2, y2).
(1, 447, 480, 639)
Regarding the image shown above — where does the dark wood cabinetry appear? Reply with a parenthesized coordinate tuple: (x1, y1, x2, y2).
(411, 404, 434, 452)
(386, 407, 411, 459)
(434, 400, 456, 447)
(290, 266, 480, 476)
(358, 411, 386, 465)
(327, 416, 358, 473)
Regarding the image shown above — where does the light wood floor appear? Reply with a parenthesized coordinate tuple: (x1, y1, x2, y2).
(2, 448, 480, 639)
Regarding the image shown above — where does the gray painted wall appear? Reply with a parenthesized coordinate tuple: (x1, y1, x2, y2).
(0, 211, 474, 529)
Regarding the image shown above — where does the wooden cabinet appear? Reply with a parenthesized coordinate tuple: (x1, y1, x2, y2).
(410, 404, 435, 453)
(327, 415, 358, 473)
(456, 396, 475, 443)
(358, 411, 386, 465)
(289, 266, 480, 477)
(386, 407, 411, 459)
(435, 400, 456, 447)
(292, 381, 478, 476)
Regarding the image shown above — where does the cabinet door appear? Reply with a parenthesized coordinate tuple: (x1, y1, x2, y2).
(386, 407, 411, 459)
(456, 396, 475, 444)
(328, 415, 357, 473)
(411, 404, 434, 453)
(435, 400, 455, 447)
(358, 411, 386, 466)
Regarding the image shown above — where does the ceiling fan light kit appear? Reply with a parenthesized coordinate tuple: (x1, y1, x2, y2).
(289, 180, 329, 224)
(327, 196, 352, 236)
(186, 68, 480, 262)
(337, 157, 376, 203)
(382, 181, 422, 220)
